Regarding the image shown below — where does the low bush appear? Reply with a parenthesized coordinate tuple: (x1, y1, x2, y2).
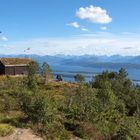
(0, 123, 14, 137)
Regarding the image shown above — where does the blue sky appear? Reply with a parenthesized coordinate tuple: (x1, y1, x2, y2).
(0, 0, 140, 56)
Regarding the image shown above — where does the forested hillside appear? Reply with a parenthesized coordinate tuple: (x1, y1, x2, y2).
(0, 61, 140, 140)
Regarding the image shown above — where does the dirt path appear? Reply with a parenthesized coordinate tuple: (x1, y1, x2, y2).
(0, 128, 43, 140)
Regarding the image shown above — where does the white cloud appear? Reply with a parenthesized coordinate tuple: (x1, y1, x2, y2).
(67, 21, 89, 32)
(1, 33, 140, 56)
(0, 36, 8, 41)
(100, 26, 107, 30)
(76, 5, 112, 24)
(66, 22, 80, 28)
(81, 28, 89, 32)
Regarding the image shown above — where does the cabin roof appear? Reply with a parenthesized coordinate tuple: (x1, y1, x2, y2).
(0, 58, 32, 66)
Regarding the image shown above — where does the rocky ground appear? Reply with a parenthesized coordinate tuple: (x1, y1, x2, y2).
(0, 128, 43, 140)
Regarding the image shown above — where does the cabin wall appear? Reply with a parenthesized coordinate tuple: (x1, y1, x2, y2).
(15, 66, 29, 75)
(0, 62, 5, 75)
(5, 66, 29, 75)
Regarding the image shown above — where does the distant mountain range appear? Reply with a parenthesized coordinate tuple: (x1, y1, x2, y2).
(1, 54, 140, 69)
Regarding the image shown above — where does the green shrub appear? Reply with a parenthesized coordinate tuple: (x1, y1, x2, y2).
(112, 117, 140, 140)
(19, 88, 70, 139)
(0, 93, 20, 112)
(74, 74, 85, 83)
(0, 123, 14, 136)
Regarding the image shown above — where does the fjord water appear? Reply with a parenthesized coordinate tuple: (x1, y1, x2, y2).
(51, 64, 140, 84)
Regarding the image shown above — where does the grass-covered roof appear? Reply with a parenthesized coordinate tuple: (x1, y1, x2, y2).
(0, 58, 32, 66)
